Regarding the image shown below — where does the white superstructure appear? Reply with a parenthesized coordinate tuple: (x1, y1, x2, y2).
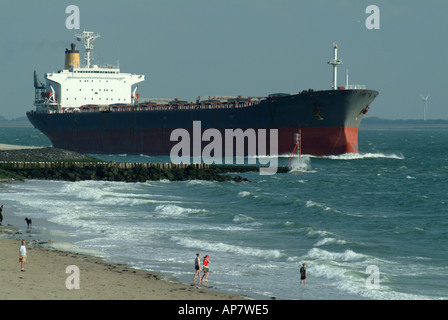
(34, 31, 144, 112)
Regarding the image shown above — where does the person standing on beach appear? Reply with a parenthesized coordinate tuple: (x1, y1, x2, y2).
(300, 263, 307, 286)
(0, 205, 4, 226)
(19, 240, 27, 272)
(193, 253, 201, 284)
(200, 254, 210, 284)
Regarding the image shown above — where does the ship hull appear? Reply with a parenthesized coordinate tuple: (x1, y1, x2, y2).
(27, 89, 378, 156)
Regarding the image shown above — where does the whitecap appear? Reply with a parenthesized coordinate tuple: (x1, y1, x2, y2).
(154, 204, 206, 217)
(288, 156, 312, 173)
(322, 152, 404, 160)
(307, 247, 366, 262)
(171, 236, 283, 259)
(232, 214, 254, 223)
(238, 191, 251, 197)
(314, 237, 348, 247)
(305, 200, 332, 211)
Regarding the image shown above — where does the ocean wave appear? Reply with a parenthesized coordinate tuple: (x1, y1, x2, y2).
(307, 247, 366, 262)
(232, 214, 262, 227)
(284, 221, 299, 228)
(321, 152, 404, 160)
(305, 200, 334, 212)
(306, 228, 332, 238)
(171, 236, 283, 259)
(154, 204, 207, 217)
(238, 191, 251, 198)
(308, 260, 435, 300)
(314, 237, 348, 247)
(49, 242, 109, 257)
(276, 152, 404, 161)
(288, 157, 313, 173)
(187, 180, 215, 186)
(61, 181, 183, 206)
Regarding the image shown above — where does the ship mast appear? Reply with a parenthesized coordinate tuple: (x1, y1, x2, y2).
(75, 30, 100, 68)
(328, 43, 343, 90)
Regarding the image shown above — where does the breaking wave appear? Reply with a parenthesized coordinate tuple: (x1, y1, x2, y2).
(322, 152, 404, 160)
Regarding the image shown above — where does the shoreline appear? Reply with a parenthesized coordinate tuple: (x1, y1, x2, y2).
(0, 225, 247, 300)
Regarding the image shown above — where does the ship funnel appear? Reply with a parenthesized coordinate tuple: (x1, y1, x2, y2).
(64, 43, 80, 69)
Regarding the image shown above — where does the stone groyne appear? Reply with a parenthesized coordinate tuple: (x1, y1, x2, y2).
(0, 161, 252, 182)
(0, 146, 288, 182)
(0, 147, 98, 162)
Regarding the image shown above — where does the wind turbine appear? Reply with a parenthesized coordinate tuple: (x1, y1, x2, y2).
(420, 94, 429, 120)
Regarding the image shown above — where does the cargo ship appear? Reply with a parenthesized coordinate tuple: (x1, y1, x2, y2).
(27, 31, 378, 157)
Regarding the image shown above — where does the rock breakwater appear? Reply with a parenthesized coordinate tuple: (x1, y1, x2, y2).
(0, 146, 287, 182)
(0, 161, 250, 182)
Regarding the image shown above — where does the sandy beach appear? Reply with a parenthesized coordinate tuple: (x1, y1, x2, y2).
(0, 225, 245, 300)
(0, 144, 247, 301)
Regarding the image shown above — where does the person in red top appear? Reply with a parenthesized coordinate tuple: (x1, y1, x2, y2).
(200, 254, 210, 284)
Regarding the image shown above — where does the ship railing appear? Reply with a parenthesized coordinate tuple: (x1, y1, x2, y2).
(345, 84, 367, 90)
(59, 98, 264, 114)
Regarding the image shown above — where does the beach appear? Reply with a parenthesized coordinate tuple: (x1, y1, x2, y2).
(0, 225, 245, 300)
(0, 143, 247, 301)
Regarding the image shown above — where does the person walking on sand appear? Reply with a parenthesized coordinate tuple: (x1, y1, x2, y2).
(193, 253, 201, 284)
(300, 263, 307, 286)
(19, 240, 27, 272)
(0, 205, 4, 226)
(200, 254, 210, 284)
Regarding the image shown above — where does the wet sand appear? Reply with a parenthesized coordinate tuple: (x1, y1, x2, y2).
(0, 225, 246, 300)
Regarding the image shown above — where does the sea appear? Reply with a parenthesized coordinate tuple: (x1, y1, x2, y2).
(0, 126, 447, 300)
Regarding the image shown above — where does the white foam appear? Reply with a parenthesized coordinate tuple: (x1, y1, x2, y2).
(231, 214, 262, 227)
(61, 181, 184, 207)
(284, 221, 298, 227)
(305, 200, 333, 212)
(322, 152, 404, 160)
(314, 237, 348, 247)
(187, 180, 214, 186)
(308, 260, 433, 300)
(307, 248, 367, 262)
(306, 228, 332, 238)
(238, 191, 251, 198)
(232, 214, 254, 223)
(49, 242, 110, 257)
(288, 156, 312, 173)
(154, 204, 206, 217)
(171, 236, 283, 259)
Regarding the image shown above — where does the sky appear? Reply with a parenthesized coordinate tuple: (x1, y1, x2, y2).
(1, 0, 447, 120)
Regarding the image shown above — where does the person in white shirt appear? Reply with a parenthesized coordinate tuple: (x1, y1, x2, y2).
(19, 241, 27, 272)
